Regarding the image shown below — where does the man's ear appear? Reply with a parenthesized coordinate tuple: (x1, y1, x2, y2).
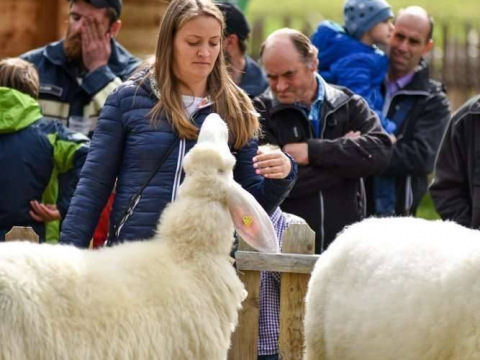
(423, 39, 434, 55)
(224, 34, 239, 51)
(109, 20, 122, 38)
(310, 58, 319, 72)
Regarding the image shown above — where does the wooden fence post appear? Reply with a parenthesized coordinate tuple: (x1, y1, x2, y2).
(229, 239, 260, 360)
(278, 223, 315, 360)
(5, 226, 39, 243)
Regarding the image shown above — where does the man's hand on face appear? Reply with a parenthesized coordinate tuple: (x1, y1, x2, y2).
(82, 16, 111, 72)
(282, 143, 309, 165)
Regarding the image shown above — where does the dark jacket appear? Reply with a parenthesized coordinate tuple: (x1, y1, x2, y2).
(430, 95, 480, 228)
(60, 70, 297, 248)
(21, 39, 140, 137)
(254, 81, 392, 253)
(240, 56, 268, 98)
(370, 61, 451, 215)
(0, 87, 89, 242)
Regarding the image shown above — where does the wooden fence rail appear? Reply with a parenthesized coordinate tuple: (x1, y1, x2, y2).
(229, 223, 319, 360)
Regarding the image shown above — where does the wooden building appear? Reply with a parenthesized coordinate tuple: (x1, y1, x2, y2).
(0, 0, 170, 59)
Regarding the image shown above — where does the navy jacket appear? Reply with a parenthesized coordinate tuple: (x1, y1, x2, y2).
(60, 71, 297, 248)
(0, 88, 89, 241)
(21, 39, 140, 137)
(371, 61, 451, 215)
(239, 56, 268, 98)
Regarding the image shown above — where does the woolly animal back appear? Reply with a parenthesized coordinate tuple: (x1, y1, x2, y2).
(306, 217, 480, 360)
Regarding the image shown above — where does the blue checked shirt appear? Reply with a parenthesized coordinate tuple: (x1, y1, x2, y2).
(306, 74, 326, 138)
(258, 209, 306, 356)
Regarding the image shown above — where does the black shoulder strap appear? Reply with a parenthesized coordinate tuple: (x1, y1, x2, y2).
(108, 138, 180, 246)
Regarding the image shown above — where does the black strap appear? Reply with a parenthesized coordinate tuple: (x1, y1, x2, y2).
(108, 138, 180, 246)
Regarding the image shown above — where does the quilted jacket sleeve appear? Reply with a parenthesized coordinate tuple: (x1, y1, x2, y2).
(60, 88, 126, 247)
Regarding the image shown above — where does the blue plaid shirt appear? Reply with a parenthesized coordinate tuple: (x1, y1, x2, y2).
(258, 209, 305, 356)
(306, 74, 326, 138)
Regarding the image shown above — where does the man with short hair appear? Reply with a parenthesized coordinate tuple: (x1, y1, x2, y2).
(367, 6, 451, 216)
(21, 0, 140, 137)
(254, 28, 392, 254)
(217, 2, 267, 97)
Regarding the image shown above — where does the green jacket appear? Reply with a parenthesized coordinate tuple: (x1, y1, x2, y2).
(0, 87, 89, 242)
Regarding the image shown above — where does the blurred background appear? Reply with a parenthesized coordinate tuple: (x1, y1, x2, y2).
(2, 0, 478, 219)
(2, 0, 478, 110)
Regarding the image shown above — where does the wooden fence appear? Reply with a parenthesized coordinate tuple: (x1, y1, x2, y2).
(229, 223, 319, 360)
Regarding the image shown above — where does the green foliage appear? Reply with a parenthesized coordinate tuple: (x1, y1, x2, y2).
(416, 192, 441, 220)
(247, 0, 480, 24)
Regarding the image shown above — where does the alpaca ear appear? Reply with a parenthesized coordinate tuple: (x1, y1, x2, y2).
(227, 182, 279, 253)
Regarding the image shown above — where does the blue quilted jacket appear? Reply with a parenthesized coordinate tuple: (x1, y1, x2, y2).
(60, 71, 297, 248)
(312, 21, 395, 133)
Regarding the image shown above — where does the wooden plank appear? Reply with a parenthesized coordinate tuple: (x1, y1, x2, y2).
(36, 0, 63, 46)
(5, 226, 39, 243)
(117, 28, 160, 58)
(235, 252, 319, 274)
(0, 0, 39, 57)
(279, 223, 315, 360)
(228, 238, 260, 360)
(121, 2, 168, 28)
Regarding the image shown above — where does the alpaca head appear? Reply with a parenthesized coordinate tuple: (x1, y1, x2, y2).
(178, 113, 279, 253)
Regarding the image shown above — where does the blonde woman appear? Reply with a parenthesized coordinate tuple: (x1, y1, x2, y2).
(60, 0, 297, 247)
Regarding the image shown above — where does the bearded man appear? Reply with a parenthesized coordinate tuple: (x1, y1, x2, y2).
(20, 0, 139, 237)
(21, 0, 139, 137)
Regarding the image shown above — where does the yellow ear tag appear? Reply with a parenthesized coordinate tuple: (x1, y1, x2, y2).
(242, 216, 254, 228)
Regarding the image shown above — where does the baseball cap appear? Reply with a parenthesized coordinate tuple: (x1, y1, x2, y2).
(68, 0, 122, 17)
(216, 2, 250, 41)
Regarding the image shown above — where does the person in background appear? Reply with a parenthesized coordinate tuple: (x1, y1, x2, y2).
(21, 0, 139, 241)
(0, 58, 89, 242)
(217, 1, 268, 97)
(311, 0, 397, 216)
(21, 0, 139, 137)
(366, 6, 451, 216)
(60, 0, 296, 248)
(430, 94, 480, 228)
(311, 0, 396, 134)
(254, 28, 392, 255)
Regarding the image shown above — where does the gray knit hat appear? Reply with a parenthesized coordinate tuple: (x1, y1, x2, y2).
(344, 0, 393, 39)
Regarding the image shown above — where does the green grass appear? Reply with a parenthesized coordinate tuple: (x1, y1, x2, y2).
(416, 192, 441, 220)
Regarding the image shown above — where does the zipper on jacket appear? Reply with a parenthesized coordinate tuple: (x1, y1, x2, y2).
(319, 191, 325, 253)
(171, 105, 213, 201)
(171, 139, 186, 202)
(383, 89, 428, 131)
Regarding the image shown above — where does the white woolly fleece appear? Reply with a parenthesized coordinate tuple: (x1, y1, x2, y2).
(304, 216, 480, 360)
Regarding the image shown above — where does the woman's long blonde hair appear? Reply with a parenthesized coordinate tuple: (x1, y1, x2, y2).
(150, 0, 259, 149)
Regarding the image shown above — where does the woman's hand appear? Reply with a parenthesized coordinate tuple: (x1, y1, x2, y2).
(253, 147, 292, 179)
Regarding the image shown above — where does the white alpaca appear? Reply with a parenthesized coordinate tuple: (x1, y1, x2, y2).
(0, 114, 278, 360)
(304, 216, 480, 360)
